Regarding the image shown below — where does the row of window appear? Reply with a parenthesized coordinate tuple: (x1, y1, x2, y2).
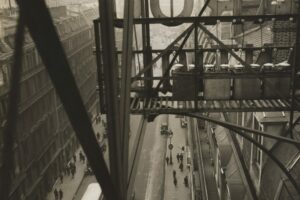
(56, 16, 89, 38)
(19, 69, 51, 103)
(17, 90, 54, 136)
(62, 29, 93, 55)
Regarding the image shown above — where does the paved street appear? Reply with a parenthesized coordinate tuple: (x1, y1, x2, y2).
(163, 115, 191, 200)
(133, 115, 168, 200)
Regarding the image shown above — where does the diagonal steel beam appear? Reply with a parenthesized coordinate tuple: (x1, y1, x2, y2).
(120, 0, 135, 198)
(198, 23, 300, 105)
(131, 0, 211, 81)
(15, 0, 116, 199)
(222, 113, 257, 200)
(229, 127, 300, 195)
(198, 23, 252, 69)
(192, 112, 300, 195)
(155, 28, 193, 90)
(186, 113, 300, 145)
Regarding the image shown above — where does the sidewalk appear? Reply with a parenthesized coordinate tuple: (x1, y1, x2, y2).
(163, 115, 191, 200)
(46, 117, 106, 200)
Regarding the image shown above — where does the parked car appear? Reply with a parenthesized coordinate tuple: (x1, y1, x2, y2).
(160, 122, 168, 135)
(181, 119, 187, 128)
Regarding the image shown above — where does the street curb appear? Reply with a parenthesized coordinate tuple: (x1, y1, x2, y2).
(72, 172, 86, 200)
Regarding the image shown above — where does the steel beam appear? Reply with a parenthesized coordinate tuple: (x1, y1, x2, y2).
(120, 0, 134, 198)
(229, 127, 300, 195)
(222, 114, 257, 200)
(127, 118, 147, 199)
(93, 20, 106, 113)
(15, 0, 116, 199)
(289, 6, 300, 139)
(104, 14, 297, 25)
(98, 0, 123, 198)
(186, 113, 300, 145)
(131, 0, 211, 81)
(155, 28, 193, 90)
(112, 45, 293, 54)
(132, 71, 292, 80)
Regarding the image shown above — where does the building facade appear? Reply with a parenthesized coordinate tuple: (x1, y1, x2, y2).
(0, 5, 99, 200)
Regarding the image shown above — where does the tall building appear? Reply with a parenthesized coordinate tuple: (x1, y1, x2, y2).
(200, 1, 299, 199)
(0, 5, 99, 200)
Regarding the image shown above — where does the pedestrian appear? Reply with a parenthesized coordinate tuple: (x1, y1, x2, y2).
(71, 166, 75, 178)
(59, 189, 63, 200)
(166, 156, 169, 165)
(96, 132, 101, 141)
(79, 151, 82, 162)
(180, 153, 183, 163)
(184, 176, 189, 187)
(173, 177, 177, 187)
(176, 153, 180, 163)
(59, 173, 63, 183)
(53, 188, 58, 200)
(182, 146, 185, 152)
(173, 170, 176, 178)
(179, 162, 183, 172)
(66, 166, 70, 176)
(187, 163, 191, 171)
(73, 154, 77, 163)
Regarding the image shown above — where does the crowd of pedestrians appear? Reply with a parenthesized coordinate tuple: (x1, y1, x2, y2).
(166, 145, 189, 188)
(53, 152, 82, 199)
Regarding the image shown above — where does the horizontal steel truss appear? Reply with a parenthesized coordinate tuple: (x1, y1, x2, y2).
(129, 97, 291, 114)
(131, 71, 291, 80)
(95, 14, 297, 25)
(112, 45, 293, 54)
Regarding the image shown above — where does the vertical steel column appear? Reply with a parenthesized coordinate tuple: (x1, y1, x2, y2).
(194, 22, 199, 110)
(98, 0, 123, 198)
(289, 5, 300, 139)
(93, 20, 106, 113)
(120, 0, 135, 199)
(142, 0, 153, 97)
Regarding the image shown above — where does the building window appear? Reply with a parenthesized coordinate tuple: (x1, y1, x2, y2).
(252, 117, 264, 176)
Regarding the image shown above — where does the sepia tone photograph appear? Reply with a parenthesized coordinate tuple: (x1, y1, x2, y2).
(0, 0, 299, 199)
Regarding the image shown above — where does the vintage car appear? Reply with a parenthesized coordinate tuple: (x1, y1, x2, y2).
(160, 122, 169, 135)
(181, 118, 187, 128)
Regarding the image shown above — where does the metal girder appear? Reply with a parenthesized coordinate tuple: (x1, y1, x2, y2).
(198, 23, 252, 70)
(197, 23, 298, 103)
(127, 118, 147, 199)
(0, 13, 24, 200)
(113, 45, 293, 54)
(230, 127, 300, 195)
(128, 97, 292, 114)
(93, 20, 106, 113)
(106, 14, 297, 25)
(98, 0, 123, 198)
(120, 0, 134, 198)
(132, 71, 292, 80)
(155, 28, 193, 91)
(14, 0, 116, 199)
(222, 114, 257, 200)
(186, 113, 300, 145)
(131, 0, 211, 81)
(289, 6, 300, 139)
